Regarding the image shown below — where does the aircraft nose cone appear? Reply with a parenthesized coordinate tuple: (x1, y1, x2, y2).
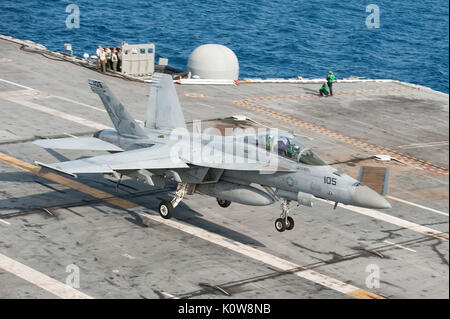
(353, 186, 392, 209)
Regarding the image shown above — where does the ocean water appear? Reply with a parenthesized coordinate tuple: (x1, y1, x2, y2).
(0, 0, 448, 93)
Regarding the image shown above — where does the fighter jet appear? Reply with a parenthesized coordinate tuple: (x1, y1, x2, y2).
(33, 73, 391, 232)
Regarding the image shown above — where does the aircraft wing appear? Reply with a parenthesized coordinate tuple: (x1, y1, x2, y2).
(33, 137, 123, 152)
(35, 144, 189, 176)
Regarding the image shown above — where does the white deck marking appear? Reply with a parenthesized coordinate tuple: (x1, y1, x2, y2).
(63, 133, 79, 138)
(397, 141, 449, 149)
(5, 97, 112, 131)
(196, 102, 215, 109)
(0, 252, 93, 299)
(0, 77, 106, 113)
(50, 96, 107, 113)
(383, 240, 417, 253)
(0, 78, 146, 132)
(121, 253, 136, 260)
(0, 78, 36, 91)
(318, 199, 448, 241)
(386, 195, 449, 217)
(135, 210, 364, 296)
(0, 219, 11, 225)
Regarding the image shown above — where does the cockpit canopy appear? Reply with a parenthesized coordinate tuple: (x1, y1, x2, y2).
(245, 134, 327, 166)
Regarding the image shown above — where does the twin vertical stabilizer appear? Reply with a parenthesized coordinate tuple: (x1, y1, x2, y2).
(88, 79, 146, 137)
(89, 72, 186, 137)
(145, 73, 187, 130)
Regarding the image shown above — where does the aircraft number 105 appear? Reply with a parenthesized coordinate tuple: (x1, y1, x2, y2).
(323, 176, 337, 185)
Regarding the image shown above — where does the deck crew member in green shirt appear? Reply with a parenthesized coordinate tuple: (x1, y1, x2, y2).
(326, 70, 336, 96)
(319, 82, 329, 96)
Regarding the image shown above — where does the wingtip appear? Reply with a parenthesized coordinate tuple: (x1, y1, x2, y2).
(34, 161, 78, 178)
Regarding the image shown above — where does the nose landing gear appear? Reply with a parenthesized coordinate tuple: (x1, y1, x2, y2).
(158, 183, 188, 219)
(275, 199, 295, 232)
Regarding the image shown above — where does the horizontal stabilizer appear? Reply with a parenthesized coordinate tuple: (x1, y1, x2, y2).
(33, 137, 123, 152)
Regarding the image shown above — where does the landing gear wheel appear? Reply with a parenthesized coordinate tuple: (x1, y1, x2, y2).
(275, 218, 286, 232)
(217, 198, 231, 208)
(286, 216, 295, 230)
(159, 200, 174, 219)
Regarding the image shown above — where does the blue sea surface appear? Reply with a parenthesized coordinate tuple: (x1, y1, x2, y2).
(0, 0, 448, 92)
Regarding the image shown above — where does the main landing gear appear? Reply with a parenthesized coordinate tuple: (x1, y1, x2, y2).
(158, 183, 188, 219)
(274, 199, 295, 232)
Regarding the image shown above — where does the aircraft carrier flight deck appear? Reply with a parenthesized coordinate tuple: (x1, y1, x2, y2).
(0, 37, 448, 299)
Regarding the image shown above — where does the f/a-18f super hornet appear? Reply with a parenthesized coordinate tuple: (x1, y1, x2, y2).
(33, 73, 391, 232)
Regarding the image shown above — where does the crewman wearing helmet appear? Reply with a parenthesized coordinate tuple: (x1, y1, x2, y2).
(326, 70, 336, 96)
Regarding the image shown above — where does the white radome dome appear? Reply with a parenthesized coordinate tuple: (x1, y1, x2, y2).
(187, 44, 239, 80)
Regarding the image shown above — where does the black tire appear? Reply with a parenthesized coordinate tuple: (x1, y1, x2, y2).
(216, 198, 231, 208)
(159, 200, 174, 219)
(286, 216, 295, 230)
(275, 218, 286, 232)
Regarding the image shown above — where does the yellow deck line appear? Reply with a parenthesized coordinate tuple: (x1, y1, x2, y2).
(0, 153, 137, 210)
(346, 289, 385, 299)
(0, 151, 384, 299)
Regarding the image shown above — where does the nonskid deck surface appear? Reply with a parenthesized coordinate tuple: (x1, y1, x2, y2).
(0, 38, 448, 299)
